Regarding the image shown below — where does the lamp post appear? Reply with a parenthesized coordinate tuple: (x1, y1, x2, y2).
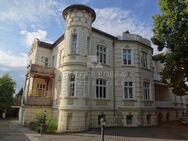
(100, 117, 106, 141)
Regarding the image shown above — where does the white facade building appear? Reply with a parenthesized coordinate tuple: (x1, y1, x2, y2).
(20, 4, 186, 132)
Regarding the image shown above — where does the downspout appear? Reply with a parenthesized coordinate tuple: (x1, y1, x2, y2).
(112, 38, 116, 118)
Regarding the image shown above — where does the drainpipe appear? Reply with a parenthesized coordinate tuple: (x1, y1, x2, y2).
(112, 38, 116, 118)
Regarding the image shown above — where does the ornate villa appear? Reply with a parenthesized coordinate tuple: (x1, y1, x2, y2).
(19, 4, 188, 132)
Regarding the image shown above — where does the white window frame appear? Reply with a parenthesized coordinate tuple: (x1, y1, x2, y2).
(143, 81, 150, 100)
(70, 33, 78, 54)
(68, 73, 77, 97)
(96, 78, 107, 99)
(96, 45, 107, 64)
(123, 81, 134, 100)
(141, 51, 148, 68)
(84, 75, 89, 97)
(37, 83, 46, 91)
(122, 48, 132, 65)
(36, 83, 46, 96)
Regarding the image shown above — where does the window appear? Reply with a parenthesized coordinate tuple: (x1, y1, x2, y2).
(69, 73, 76, 96)
(66, 113, 72, 130)
(71, 34, 77, 54)
(124, 82, 133, 99)
(143, 82, 150, 100)
(141, 51, 148, 68)
(52, 56, 55, 67)
(97, 45, 106, 64)
(36, 83, 46, 96)
(123, 49, 132, 65)
(147, 114, 151, 124)
(87, 36, 90, 55)
(96, 79, 106, 99)
(37, 84, 46, 91)
(41, 56, 49, 67)
(98, 114, 106, 125)
(126, 115, 133, 125)
(84, 75, 89, 97)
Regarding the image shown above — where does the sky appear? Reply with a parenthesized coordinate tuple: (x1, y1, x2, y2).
(0, 0, 161, 93)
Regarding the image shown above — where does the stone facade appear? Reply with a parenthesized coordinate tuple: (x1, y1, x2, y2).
(20, 4, 188, 132)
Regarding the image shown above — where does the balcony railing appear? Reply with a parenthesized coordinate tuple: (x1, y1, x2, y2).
(23, 96, 52, 106)
(31, 90, 52, 97)
(27, 64, 54, 75)
(155, 101, 174, 108)
(23, 90, 52, 106)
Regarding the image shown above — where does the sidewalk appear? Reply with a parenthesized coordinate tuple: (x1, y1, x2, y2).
(34, 121, 188, 141)
(1, 120, 188, 141)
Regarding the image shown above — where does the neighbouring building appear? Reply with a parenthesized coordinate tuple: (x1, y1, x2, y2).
(19, 4, 188, 132)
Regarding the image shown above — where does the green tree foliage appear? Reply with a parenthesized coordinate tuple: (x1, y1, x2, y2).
(0, 74, 16, 112)
(46, 114, 57, 132)
(152, 0, 188, 96)
(16, 88, 23, 98)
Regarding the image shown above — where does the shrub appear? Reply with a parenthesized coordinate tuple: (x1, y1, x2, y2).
(28, 122, 38, 130)
(35, 112, 44, 124)
(46, 114, 58, 132)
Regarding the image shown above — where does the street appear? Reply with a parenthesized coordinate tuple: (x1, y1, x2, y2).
(0, 120, 188, 141)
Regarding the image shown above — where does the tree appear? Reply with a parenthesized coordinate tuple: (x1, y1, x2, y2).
(16, 88, 23, 98)
(152, 0, 188, 96)
(0, 74, 16, 113)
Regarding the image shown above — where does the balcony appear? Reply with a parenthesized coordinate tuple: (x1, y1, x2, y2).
(23, 96, 52, 106)
(27, 64, 54, 75)
(31, 90, 52, 97)
(155, 101, 174, 108)
(23, 90, 52, 106)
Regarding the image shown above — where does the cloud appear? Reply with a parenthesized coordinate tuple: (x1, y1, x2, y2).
(0, 50, 27, 68)
(20, 29, 48, 47)
(93, 7, 160, 54)
(0, 0, 65, 28)
(94, 7, 153, 39)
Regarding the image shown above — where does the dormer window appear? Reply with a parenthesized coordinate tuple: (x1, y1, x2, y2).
(71, 33, 77, 54)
